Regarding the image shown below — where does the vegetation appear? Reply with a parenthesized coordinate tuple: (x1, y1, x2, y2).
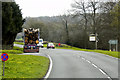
(13, 46, 23, 52)
(1, 46, 23, 54)
(14, 41, 119, 58)
(2, 2, 25, 49)
(1, 46, 49, 78)
(56, 44, 119, 58)
(21, 0, 119, 51)
(110, 1, 120, 49)
(14, 42, 24, 45)
(2, 54, 49, 78)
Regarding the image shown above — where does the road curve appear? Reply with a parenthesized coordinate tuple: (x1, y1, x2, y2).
(14, 44, 118, 79)
(45, 49, 118, 79)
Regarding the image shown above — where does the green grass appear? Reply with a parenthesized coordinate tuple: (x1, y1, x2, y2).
(15, 38, 23, 40)
(56, 45, 119, 58)
(14, 42, 119, 58)
(2, 54, 49, 78)
(44, 44, 47, 47)
(1, 46, 50, 79)
(0, 46, 23, 54)
(13, 46, 23, 52)
(14, 42, 24, 45)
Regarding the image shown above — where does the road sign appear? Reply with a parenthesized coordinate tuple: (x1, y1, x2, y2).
(1, 53, 9, 61)
(1, 53, 9, 76)
(89, 36, 96, 41)
(89, 34, 96, 41)
(108, 40, 118, 51)
(108, 40, 118, 44)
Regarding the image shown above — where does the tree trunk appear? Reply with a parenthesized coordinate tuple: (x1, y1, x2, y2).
(2, 33, 17, 50)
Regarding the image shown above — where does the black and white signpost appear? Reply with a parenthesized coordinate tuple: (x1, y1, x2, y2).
(89, 33, 98, 50)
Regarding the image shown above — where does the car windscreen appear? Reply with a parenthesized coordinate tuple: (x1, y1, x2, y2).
(48, 43, 54, 46)
(39, 40, 43, 42)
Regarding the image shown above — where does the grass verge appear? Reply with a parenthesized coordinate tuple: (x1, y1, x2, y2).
(1, 46, 50, 78)
(56, 45, 119, 58)
(14, 42, 24, 45)
(14, 42, 119, 58)
(2, 54, 49, 78)
(0, 46, 23, 54)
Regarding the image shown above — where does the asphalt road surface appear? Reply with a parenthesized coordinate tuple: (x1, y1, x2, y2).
(14, 44, 118, 80)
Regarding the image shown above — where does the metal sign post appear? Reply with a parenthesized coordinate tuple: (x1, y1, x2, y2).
(109, 43, 111, 51)
(108, 40, 118, 51)
(89, 33, 98, 50)
(3, 61, 5, 76)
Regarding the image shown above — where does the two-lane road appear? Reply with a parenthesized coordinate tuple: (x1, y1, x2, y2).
(46, 49, 118, 79)
(14, 44, 118, 80)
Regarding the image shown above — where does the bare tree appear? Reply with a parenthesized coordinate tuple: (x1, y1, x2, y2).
(71, 0, 90, 48)
(60, 14, 70, 44)
(87, 0, 100, 34)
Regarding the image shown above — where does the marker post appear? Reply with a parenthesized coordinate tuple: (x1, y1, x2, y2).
(2, 61, 5, 76)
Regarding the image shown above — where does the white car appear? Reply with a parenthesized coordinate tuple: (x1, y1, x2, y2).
(37, 42, 44, 48)
(47, 43, 55, 49)
(37, 39, 44, 48)
(39, 39, 43, 43)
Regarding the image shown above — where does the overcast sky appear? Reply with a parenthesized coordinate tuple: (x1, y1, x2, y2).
(15, 0, 74, 18)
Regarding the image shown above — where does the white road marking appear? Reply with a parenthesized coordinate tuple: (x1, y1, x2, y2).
(99, 69, 106, 75)
(82, 57, 85, 60)
(92, 64, 97, 68)
(86, 60, 91, 63)
(79, 55, 112, 80)
(44, 54, 53, 79)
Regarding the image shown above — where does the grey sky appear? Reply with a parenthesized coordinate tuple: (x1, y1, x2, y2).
(15, 0, 74, 18)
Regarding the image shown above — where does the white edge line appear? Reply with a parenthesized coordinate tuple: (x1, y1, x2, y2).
(81, 56, 112, 80)
(99, 69, 106, 75)
(92, 64, 97, 68)
(44, 54, 53, 79)
(82, 57, 85, 60)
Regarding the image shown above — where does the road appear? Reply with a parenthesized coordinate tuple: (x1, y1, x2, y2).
(14, 44, 118, 80)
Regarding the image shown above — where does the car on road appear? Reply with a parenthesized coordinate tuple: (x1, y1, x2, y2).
(37, 42, 44, 48)
(37, 39, 44, 48)
(39, 39, 43, 43)
(47, 43, 55, 49)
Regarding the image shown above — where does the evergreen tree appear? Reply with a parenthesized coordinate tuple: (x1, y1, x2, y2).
(2, 2, 25, 49)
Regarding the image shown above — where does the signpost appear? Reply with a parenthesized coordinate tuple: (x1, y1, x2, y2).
(108, 40, 118, 44)
(89, 33, 98, 49)
(108, 40, 118, 51)
(1, 53, 9, 76)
